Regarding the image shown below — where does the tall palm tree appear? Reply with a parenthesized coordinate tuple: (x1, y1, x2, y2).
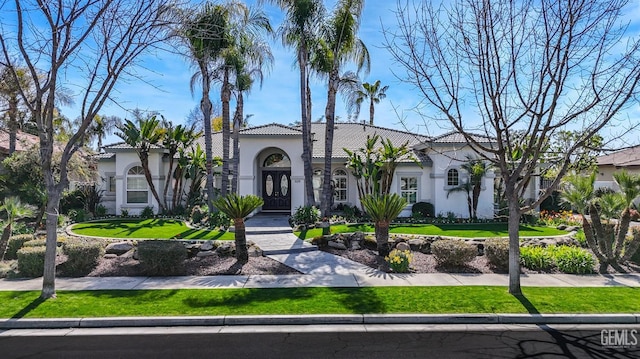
(317, 0, 370, 217)
(162, 122, 200, 211)
(231, 32, 273, 193)
(347, 80, 388, 125)
(269, 0, 325, 206)
(0, 196, 33, 260)
(116, 116, 167, 213)
(90, 115, 121, 152)
(212, 193, 263, 262)
(361, 193, 407, 256)
(216, 2, 272, 197)
(182, 1, 232, 213)
(447, 156, 490, 219)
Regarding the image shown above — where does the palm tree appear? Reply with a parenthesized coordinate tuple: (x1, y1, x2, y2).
(317, 0, 370, 217)
(361, 193, 407, 256)
(0, 65, 32, 155)
(0, 196, 33, 260)
(90, 115, 121, 152)
(182, 1, 232, 213)
(212, 193, 263, 262)
(269, 0, 325, 206)
(162, 122, 200, 212)
(561, 170, 640, 272)
(231, 33, 273, 193)
(447, 156, 490, 219)
(116, 116, 167, 213)
(215, 2, 272, 197)
(347, 80, 388, 125)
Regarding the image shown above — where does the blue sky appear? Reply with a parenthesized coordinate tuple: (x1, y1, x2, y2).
(5, 0, 640, 147)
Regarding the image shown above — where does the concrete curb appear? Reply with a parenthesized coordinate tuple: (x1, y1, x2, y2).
(2, 314, 639, 329)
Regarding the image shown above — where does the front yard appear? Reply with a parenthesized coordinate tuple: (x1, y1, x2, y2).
(70, 219, 234, 240)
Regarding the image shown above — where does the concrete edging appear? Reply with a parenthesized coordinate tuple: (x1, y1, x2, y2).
(1, 314, 639, 329)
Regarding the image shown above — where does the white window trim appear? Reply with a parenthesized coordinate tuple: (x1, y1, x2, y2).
(125, 165, 149, 205)
(444, 167, 461, 189)
(332, 168, 349, 203)
(397, 172, 422, 206)
(105, 172, 116, 194)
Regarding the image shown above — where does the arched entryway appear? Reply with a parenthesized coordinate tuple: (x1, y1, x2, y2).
(260, 151, 291, 212)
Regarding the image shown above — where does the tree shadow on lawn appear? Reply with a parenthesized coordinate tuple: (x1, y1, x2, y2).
(182, 286, 387, 314)
(512, 293, 540, 315)
(11, 296, 46, 319)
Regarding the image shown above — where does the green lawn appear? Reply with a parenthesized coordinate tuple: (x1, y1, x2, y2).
(70, 219, 235, 240)
(1, 286, 637, 318)
(296, 223, 567, 240)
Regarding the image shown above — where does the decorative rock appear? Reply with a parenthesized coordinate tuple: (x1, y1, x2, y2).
(328, 240, 347, 250)
(351, 231, 364, 243)
(120, 249, 136, 259)
(196, 250, 216, 257)
(556, 224, 567, 230)
(350, 241, 361, 250)
(248, 246, 263, 257)
(200, 240, 215, 251)
(408, 238, 430, 254)
(104, 253, 118, 259)
(216, 242, 235, 256)
(105, 242, 134, 255)
(565, 226, 581, 232)
(395, 242, 411, 251)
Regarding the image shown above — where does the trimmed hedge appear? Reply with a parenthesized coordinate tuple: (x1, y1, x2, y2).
(5, 234, 36, 260)
(484, 238, 509, 270)
(412, 202, 435, 218)
(520, 246, 554, 271)
(62, 238, 105, 277)
(551, 246, 595, 274)
(431, 239, 477, 267)
(17, 246, 46, 278)
(23, 238, 47, 248)
(137, 240, 187, 276)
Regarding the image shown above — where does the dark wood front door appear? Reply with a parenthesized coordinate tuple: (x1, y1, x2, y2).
(262, 170, 291, 211)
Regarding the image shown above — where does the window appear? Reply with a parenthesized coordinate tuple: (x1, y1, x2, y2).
(447, 169, 459, 186)
(400, 176, 418, 204)
(313, 168, 323, 203)
(105, 173, 116, 193)
(126, 166, 148, 204)
(263, 153, 290, 167)
(333, 169, 348, 202)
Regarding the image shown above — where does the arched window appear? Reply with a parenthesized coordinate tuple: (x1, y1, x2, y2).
(313, 168, 323, 203)
(333, 169, 348, 202)
(263, 153, 290, 167)
(126, 166, 148, 204)
(447, 168, 459, 186)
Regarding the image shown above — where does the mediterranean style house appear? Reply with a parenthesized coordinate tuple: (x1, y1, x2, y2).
(96, 122, 496, 218)
(595, 145, 640, 190)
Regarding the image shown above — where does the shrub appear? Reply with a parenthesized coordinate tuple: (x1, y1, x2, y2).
(209, 210, 231, 229)
(95, 204, 107, 217)
(190, 206, 206, 225)
(140, 206, 155, 219)
(120, 208, 129, 217)
(573, 230, 587, 247)
(385, 249, 413, 273)
(520, 246, 554, 271)
(23, 238, 47, 248)
(412, 202, 435, 218)
(290, 205, 321, 226)
(484, 238, 509, 270)
(5, 234, 36, 260)
(431, 239, 477, 266)
(341, 204, 362, 222)
(551, 245, 595, 274)
(17, 246, 46, 277)
(61, 238, 105, 277)
(68, 208, 89, 223)
(137, 240, 187, 276)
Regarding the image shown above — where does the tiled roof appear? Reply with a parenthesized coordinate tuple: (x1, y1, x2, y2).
(432, 131, 494, 144)
(238, 123, 302, 135)
(597, 145, 640, 167)
(0, 129, 39, 154)
(94, 152, 115, 160)
(102, 142, 164, 150)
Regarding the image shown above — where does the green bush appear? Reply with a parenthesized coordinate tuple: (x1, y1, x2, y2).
(290, 205, 321, 226)
(23, 238, 47, 248)
(140, 206, 155, 219)
(120, 208, 129, 217)
(68, 208, 89, 223)
(573, 230, 587, 247)
(412, 202, 435, 218)
(551, 245, 595, 274)
(17, 246, 46, 277)
(137, 240, 187, 276)
(190, 206, 206, 225)
(520, 246, 554, 271)
(61, 238, 105, 277)
(5, 234, 36, 260)
(95, 204, 107, 217)
(431, 239, 477, 266)
(209, 210, 231, 229)
(484, 238, 509, 270)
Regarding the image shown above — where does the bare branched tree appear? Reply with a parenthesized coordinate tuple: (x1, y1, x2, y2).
(0, 0, 172, 299)
(385, 0, 640, 294)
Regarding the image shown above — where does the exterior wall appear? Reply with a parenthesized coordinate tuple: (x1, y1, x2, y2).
(595, 165, 640, 190)
(97, 161, 117, 214)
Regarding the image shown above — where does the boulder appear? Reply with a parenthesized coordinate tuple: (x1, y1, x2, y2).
(556, 224, 567, 230)
(328, 240, 347, 250)
(105, 242, 134, 255)
(216, 242, 235, 257)
(120, 249, 136, 259)
(196, 250, 216, 257)
(103, 253, 118, 259)
(200, 240, 215, 251)
(351, 231, 364, 244)
(350, 241, 361, 250)
(565, 226, 581, 232)
(408, 238, 430, 254)
(248, 246, 263, 257)
(395, 242, 411, 251)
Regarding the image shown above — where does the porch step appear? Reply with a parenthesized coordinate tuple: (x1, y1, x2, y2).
(262, 246, 319, 255)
